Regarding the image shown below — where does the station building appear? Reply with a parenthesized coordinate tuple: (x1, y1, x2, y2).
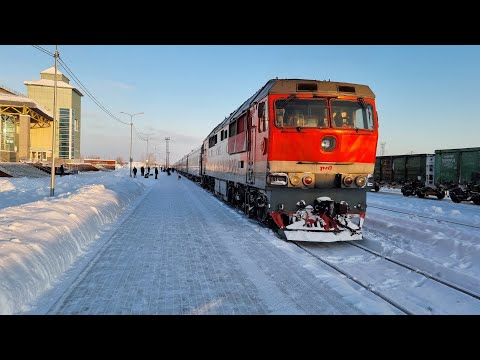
(24, 67, 83, 161)
(0, 86, 53, 162)
(1, 66, 83, 163)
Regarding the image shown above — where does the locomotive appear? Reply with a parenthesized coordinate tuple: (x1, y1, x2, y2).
(174, 79, 379, 242)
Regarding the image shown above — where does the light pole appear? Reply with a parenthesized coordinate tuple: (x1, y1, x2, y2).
(120, 111, 143, 177)
(165, 137, 170, 169)
(50, 45, 59, 197)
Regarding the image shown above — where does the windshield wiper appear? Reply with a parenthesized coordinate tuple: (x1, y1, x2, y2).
(281, 95, 296, 107)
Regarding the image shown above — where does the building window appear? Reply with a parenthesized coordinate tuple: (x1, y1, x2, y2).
(59, 108, 71, 159)
(1, 114, 16, 151)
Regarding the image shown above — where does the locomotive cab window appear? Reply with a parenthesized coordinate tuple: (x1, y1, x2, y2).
(258, 102, 268, 132)
(274, 98, 328, 128)
(331, 99, 375, 130)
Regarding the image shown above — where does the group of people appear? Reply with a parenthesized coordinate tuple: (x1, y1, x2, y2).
(133, 166, 159, 179)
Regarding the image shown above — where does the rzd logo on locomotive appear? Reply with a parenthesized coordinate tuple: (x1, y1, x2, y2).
(319, 165, 333, 171)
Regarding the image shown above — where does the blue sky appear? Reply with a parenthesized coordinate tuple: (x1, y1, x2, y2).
(1, 45, 479, 163)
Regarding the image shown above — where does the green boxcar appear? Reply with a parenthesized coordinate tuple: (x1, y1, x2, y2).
(375, 154, 434, 185)
(435, 147, 480, 185)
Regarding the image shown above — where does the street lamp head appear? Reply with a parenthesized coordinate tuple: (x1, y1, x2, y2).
(120, 111, 144, 117)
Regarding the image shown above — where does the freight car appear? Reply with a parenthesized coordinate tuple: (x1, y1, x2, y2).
(374, 154, 435, 187)
(373, 147, 480, 204)
(435, 147, 480, 204)
(174, 78, 379, 242)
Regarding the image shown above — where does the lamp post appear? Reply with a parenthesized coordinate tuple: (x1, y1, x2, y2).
(165, 137, 170, 169)
(120, 111, 143, 177)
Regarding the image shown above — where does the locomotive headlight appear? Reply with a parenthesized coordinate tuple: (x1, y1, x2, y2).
(267, 173, 288, 186)
(321, 136, 336, 152)
(302, 175, 313, 186)
(343, 175, 354, 187)
(290, 175, 301, 186)
(355, 176, 367, 187)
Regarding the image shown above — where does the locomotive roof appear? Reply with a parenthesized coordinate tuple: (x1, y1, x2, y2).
(207, 78, 375, 138)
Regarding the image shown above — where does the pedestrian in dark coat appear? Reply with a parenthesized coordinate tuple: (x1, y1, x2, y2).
(133, 167, 138, 178)
(141, 166, 145, 177)
(155, 167, 159, 179)
(60, 164, 65, 176)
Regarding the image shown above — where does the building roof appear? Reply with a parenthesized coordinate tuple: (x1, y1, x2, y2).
(23, 78, 84, 96)
(41, 66, 64, 76)
(0, 92, 53, 120)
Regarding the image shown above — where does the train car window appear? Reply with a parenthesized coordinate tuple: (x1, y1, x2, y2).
(237, 115, 246, 133)
(229, 121, 236, 137)
(209, 135, 217, 148)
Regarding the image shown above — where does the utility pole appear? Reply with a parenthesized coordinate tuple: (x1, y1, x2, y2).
(165, 137, 170, 169)
(120, 111, 143, 177)
(50, 46, 59, 197)
(154, 144, 157, 166)
(144, 132, 154, 170)
(380, 142, 386, 156)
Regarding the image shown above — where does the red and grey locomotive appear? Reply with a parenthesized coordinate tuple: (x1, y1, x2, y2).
(174, 79, 379, 242)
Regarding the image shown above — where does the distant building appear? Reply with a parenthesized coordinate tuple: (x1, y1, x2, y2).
(0, 86, 53, 162)
(24, 67, 83, 161)
(83, 159, 117, 170)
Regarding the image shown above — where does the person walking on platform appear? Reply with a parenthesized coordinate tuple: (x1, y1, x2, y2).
(133, 167, 138, 178)
(155, 167, 159, 179)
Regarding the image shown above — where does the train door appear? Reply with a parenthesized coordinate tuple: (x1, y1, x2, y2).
(247, 101, 268, 186)
(247, 109, 255, 184)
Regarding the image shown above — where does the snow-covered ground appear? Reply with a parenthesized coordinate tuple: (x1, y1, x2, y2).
(0, 169, 479, 314)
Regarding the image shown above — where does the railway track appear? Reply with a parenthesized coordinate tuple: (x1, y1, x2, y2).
(294, 240, 480, 314)
(368, 205, 480, 229)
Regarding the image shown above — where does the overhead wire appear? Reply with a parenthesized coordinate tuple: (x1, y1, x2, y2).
(31, 45, 152, 143)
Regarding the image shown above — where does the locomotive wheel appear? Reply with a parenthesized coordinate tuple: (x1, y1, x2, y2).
(401, 189, 410, 197)
(256, 206, 268, 222)
(436, 192, 445, 200)
(416, 191, 425, 198)
(450, 192, 462, 203)
(374, 185, 380, 192)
